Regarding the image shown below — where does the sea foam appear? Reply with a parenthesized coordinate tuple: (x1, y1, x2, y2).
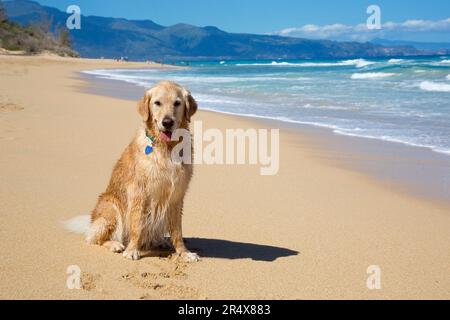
(388, 59, 404, 64)
(236, 59, 374, 68)
(419, 81, 450, 92)
(351, 72, 395, 79)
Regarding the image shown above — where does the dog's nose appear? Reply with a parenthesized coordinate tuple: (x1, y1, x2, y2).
(162, 117, 174, 130)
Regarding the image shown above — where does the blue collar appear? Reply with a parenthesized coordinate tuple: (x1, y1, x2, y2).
(144, 129, 156, 155)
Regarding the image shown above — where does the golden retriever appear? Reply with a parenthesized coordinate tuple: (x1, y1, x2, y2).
(85, 81, 199, 262)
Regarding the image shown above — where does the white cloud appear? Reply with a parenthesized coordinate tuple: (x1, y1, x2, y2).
(275, 18, 450, 42)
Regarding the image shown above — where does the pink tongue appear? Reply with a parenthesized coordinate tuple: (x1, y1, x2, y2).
(159, 131, 172, 142)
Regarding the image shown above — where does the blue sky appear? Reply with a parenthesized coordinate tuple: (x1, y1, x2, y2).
(29, 0, 450, 42)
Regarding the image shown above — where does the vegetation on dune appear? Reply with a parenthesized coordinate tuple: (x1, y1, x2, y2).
(0, 2, 78, 56)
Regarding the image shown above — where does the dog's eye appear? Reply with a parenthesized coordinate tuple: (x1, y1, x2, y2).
(154, 101, 161, 106)
(174, 100, 181, 107)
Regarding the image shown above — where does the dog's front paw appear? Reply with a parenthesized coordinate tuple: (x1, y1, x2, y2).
(180, 251, 200, 263)
(123, 248, 141, 260)
(109, 241, 125, 253)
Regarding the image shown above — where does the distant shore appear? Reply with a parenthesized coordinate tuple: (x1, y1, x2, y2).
(0, 54, 449, 299)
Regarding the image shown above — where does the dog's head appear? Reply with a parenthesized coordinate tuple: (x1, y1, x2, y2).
(138, 81, 197, 142)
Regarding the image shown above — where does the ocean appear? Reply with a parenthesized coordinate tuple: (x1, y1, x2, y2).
(84, 56, 450, 156)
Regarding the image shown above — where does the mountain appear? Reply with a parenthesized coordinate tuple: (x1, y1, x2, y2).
(3, 0, 428, 61)
(371, 38, 450, 55)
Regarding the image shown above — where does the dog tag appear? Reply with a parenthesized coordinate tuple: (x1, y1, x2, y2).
(145, 145, 153, 155)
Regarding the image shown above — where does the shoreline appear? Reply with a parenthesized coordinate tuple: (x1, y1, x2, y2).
(81, 71, 450, 208)
(1, 55, 449, 299)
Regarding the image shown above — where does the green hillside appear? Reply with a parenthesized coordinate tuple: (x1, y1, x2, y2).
(0, 2, 78, 56)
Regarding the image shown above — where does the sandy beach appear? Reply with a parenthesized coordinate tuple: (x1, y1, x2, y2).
(0, 54, 449, 299)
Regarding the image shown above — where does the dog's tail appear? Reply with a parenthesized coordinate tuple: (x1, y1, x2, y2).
(63, 215, 91, 236)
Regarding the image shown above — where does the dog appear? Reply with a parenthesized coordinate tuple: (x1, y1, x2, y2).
(85, 81, 199, 262)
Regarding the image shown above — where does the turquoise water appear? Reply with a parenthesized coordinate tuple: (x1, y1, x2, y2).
(84, 57, 450, 155)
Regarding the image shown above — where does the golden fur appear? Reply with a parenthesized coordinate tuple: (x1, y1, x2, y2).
(86, 81, 199, 261)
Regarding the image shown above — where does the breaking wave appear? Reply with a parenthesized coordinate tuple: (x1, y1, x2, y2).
(236, 59, 374, 68)
(419, 81, 450, 92)
(351, 72, 395, 79)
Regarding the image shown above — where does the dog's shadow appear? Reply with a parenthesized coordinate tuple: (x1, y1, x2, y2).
(184, 238, 298, 262)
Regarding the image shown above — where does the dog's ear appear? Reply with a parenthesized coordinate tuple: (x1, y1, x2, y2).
(138, 90, 152, 121)
(183, 88, 198, 122)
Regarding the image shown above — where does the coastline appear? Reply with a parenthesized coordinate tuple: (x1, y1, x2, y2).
(1, 54, 449, 299)
(81, 71, 450, 208)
